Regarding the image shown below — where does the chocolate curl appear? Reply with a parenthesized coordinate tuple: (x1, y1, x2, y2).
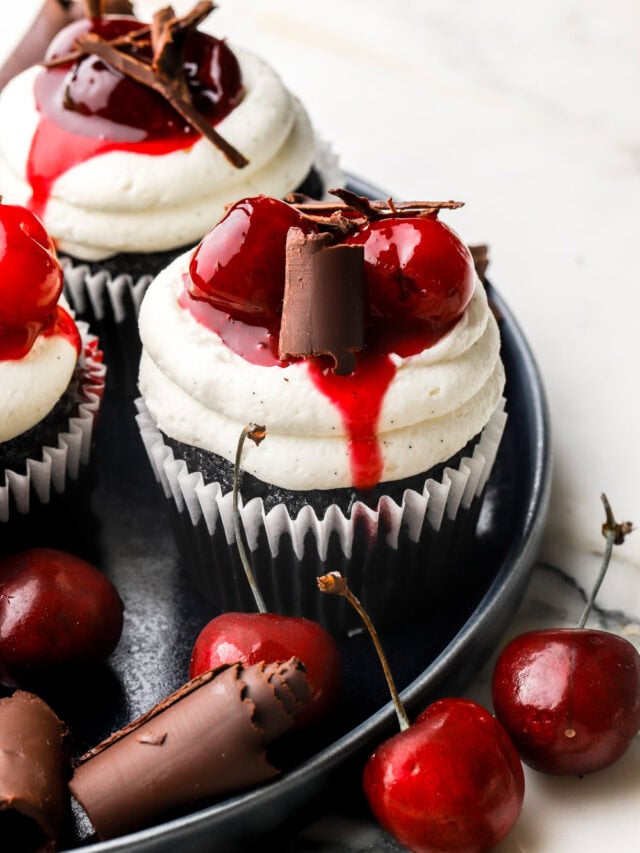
(469, 243, 489, 282)
(69, 659, 310, 840)
(0, 691, 70, 851)
(279, 228, 365, 375)
(0, 1, 135, 90)
(73, 1, 248, 169)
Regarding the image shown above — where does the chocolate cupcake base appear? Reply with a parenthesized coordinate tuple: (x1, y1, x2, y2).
(0, 323, 105, 524)
(135, 398, 507, 636)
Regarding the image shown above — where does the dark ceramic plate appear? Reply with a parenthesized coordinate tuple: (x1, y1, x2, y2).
(1, 177, 551, 852)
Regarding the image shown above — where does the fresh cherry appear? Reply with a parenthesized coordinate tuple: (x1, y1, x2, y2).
(346, 215, 475, 328)
(319, 572, 524, 852)
(492, 494, 640, 775)
(492, 628, 640, 775)
(189, 424, 342, 728)
(41, 14, 242, 141)
(0, 548, 124, 687)
(188, 196, 318, 326)
(364, 698, 524, 853)
(190, 611, 342, 728)
(0, 201, 64, 360)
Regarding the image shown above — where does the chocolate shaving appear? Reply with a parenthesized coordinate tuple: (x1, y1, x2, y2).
(279, 228, 365, 375)
(285, 193, 465, 232)
(469, 243, 489, 282)
(45, 1, 248, 168)
(69, 659, 309, 840)
(0, 691, 71, 850)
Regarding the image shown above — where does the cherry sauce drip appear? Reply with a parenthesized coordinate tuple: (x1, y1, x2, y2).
(26, 16, 243, 220)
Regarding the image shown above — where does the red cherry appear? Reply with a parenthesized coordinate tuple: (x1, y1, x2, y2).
(318, 573, 523, 852)
(0, 203, 63, 359)
(188, 196, 317, 326)
(0, 548, 124, 687)
(363, 698, 524, 853)
(42, 16, 242, 141)
(189, 611, 342, 728)
(492, 628, 640, 775)
(492, 495, 639, 776)
(346, 216, 475, 327)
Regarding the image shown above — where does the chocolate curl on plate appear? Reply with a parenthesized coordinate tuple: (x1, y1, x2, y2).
(279, 228, 365, 375)
(0, 691, 71, 851)
(69, 659, 310, 840)
(0, 0, 134, 91)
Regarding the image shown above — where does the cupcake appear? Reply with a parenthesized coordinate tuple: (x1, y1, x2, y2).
(136, 191, 506, 635)
(0, 201, 105, 525)
(0, 1, 339, 391)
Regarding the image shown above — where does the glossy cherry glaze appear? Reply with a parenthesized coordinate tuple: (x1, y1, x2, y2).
(182, 198, 475, 489)
(27, 16, 243, 219)
(189, 611, 343, 729)
(363, 698, 524, 853)
(0, 203, 79, 360)
(0, 548, 124, 688)
(492, 628, 640, 775)
(346, 216, 475, 327)
(188, 197, 316, 327)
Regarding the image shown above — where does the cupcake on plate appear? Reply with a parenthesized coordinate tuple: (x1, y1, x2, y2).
(0, 1, 339, 391)
(0, 200, 105, 525)
(136, 191, 506, 635)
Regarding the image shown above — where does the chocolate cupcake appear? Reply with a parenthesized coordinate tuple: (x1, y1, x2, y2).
(0, 1, 340, 392)
(0, 201, 105, 525)
(136, 192, 506, 635)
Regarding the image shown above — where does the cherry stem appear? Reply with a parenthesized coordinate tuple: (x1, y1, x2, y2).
(233, 424, 268, 615)
(317, 572, 410, 731)
(577, 493, 634, 629)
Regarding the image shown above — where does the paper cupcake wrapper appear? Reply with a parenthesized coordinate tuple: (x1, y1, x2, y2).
(0, 323, 106, 523)
(135, 398, 507, 634)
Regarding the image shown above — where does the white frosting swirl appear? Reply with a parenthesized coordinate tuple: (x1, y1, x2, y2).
(138, 251, 506, 490)
(0, 317, 78, 443)
(0, 49, 315, 260)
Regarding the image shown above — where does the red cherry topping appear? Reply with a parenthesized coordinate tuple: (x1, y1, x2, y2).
(41, 16, 242, 141)
(0, 548, 124, 687)
(189, 612, 342, 728)
(26, 15, 242, 221)
(0, 202, 79, 360)
(188, 196, 318, 327)
(345, 215, 475, 329)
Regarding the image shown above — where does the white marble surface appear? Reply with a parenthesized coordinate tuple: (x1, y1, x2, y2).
(1, 2, 639, 851)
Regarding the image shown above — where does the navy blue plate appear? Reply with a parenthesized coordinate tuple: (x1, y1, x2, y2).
(2, 176, 551, 852)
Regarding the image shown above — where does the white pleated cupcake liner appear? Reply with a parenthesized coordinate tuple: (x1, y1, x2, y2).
(135, 397, 507, 635)
(0, 324, 106, 523)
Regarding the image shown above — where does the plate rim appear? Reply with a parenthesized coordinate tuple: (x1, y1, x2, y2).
(65, 175, 552, 852)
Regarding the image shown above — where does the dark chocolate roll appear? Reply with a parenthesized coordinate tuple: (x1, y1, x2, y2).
(70, 659, 310, 840)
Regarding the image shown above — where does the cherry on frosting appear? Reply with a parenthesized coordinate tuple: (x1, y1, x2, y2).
(41, 16, 243, 141)
(26, 16, 243, 220)
(189, 196, 318, 327)
(182, 197, 478, 490)
(0, 202, 78, 360)
(345, 215, 475, 329)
